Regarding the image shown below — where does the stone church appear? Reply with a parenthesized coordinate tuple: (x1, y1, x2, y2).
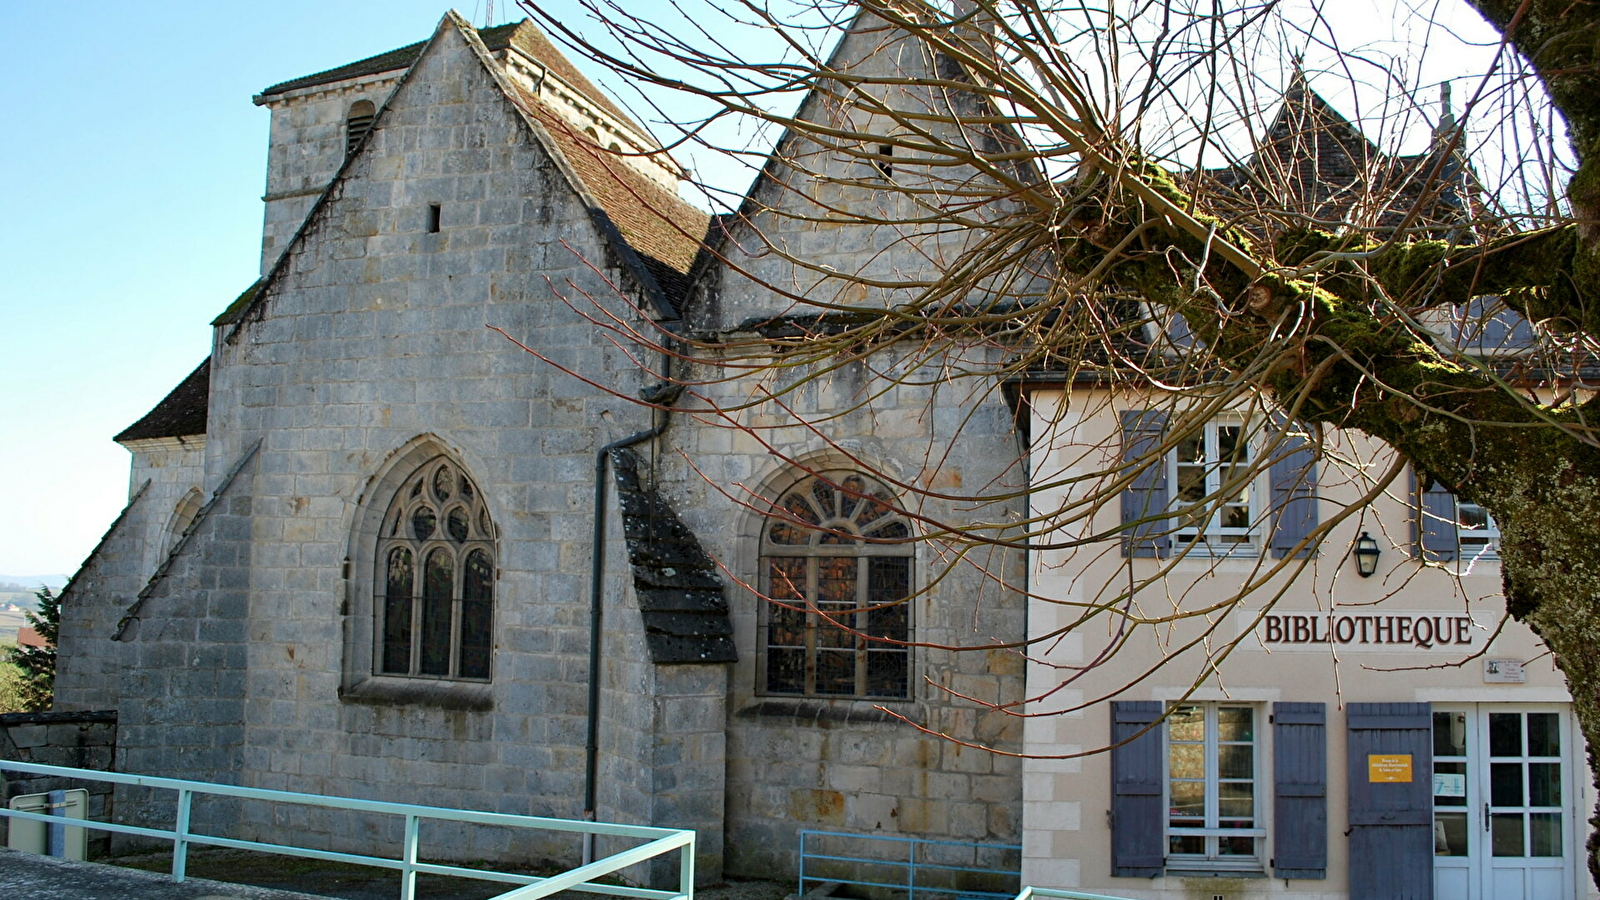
(53, 10, 1028, 882)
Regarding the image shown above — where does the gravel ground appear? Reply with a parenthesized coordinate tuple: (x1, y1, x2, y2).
(102, 848, 792, 900)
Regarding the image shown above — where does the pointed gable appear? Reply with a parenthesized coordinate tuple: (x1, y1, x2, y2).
(1204, 74, 1481, 236)
(224, 13, 707, 333)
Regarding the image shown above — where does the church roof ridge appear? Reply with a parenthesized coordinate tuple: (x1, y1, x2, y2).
(258, 18, 635, 129)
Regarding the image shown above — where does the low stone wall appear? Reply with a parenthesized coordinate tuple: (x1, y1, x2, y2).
(0, 710, 117, 856)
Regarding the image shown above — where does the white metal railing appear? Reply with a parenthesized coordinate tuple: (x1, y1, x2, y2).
(1014, 887, 1145, 900)
(0, 760, 694, 900)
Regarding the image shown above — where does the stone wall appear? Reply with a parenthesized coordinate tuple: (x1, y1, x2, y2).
(0, 710, 118, 856)
(256, 73, 402, 274)
(177, 21, 720, 880)
(667, 16, 1030, 877)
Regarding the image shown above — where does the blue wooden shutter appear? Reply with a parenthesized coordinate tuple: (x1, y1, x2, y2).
(1346, 703, 1434, 900)
(1119, 411, 1170, 558)
(1460, 295, 1536, 352)
(1268, 420, 1318, 559)
(1110, 701, 1164, 877)
(1272, 702, 1326, 879)
(1413, 469, 1458, 561)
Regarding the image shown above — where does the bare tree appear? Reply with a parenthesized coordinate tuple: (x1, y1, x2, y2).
(519, 0, 1600, 883)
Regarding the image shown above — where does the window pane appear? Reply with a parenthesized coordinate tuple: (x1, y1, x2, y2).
(1434, 761, 1468, 807)
(1490, 713, 1523, 756)
(1491, 814, 1526, 857)
(1217, 707, 1253, 742)
(767, 649, 805, 694)
(1168, 780, 1204, 822)
(447, 508, 470, 543)
(1218, 782, 1254, 821)
(814, 649, 856, 695)
(865, 649, 907, 698)
(1435, 813, 1469, 856)
(1527, 713, 1560, 757)
(1168, 706, 1204, 742)
(411, 506, 437, 541)
(1435, 712, 1468, 757)
(1168, 743, 1204, 780)
(420, 549, 453, 676)
(1530, 812, 1563, 857)
(1169, 835, 1205, 855)
(459, 549, 493, 679)
(867, 558, 909, 641)
(1218, 835, 1255, 856)
(1529, 763, 1561, 807)
(432, 464, 453, 502)
(382, 548, 413, 674)
(1491, 762, 1524, 807)
(1218, 744, 1253, 779)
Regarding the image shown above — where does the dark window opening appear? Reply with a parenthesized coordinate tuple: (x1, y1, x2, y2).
(427, 204, 442, 234)
(873, 144, 894, 179)
(345, 100, 377, 157)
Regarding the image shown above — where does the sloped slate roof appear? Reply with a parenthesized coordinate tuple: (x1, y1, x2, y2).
(260, 19, 635, 129)
(115, 358, 209, 443)
(609, 447, 737, 664)
(506, 85, 706, 299)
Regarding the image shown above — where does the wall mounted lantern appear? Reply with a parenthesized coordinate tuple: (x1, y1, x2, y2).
(1353, 531, 1381, 578)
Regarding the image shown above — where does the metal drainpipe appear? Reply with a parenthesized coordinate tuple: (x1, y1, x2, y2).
(583, 417, 664, 863)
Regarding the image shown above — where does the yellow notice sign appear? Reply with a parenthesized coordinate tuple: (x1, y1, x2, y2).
(1368, 754, 1414, 783)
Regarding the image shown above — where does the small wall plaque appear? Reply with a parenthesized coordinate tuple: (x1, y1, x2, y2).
(1484, 658, 1526, 684)
(1368, 754, 1413, 783)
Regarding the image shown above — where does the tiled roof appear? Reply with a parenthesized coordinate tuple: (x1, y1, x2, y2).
(506, 84, 707, 303)
(115, 358, 209, 442)
(1199, 75, 1481, 237)
(260, 19, 635, 129)
(610, 447, 737, 664)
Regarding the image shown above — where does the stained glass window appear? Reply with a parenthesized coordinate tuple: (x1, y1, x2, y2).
(375, 456, 495, 681)
(760, 472, 912, 698)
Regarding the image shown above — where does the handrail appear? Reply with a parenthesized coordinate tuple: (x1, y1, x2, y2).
(798, 829, 1021, 900)
(1014, 887, 1146, 900)
(0, 760, 694, 900)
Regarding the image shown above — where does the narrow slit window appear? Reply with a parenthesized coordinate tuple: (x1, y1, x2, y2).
(873, 143, 894, 180)
(427, 204, 442, 234)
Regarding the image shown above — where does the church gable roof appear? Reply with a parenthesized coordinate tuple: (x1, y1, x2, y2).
(224, 13, 707, 335)
(115, 358, 209, 443)
(1202, 74, 1481, 235)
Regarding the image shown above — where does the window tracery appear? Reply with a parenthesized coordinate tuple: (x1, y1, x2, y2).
(760, 472, 912, 699)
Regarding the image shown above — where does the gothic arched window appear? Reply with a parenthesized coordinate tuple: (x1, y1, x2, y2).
(376, 456, 494, 681)
(761, 472, 912, 699)
(345, 100, 377, 156)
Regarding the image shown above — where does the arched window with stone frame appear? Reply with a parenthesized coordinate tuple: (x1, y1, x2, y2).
(374, 455, 495, 681)
(760, 471, 913, 699)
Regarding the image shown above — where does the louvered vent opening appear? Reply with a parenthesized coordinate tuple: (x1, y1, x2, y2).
(345, 100, 377, 157)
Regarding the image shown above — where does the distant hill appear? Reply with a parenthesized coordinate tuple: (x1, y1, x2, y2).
(0, 575, 68, 592)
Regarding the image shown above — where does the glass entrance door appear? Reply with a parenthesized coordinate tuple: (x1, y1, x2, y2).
(1433, 706, 1575, 900)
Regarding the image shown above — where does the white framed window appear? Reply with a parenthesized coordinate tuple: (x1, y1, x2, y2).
(1166, 703, 1265, 869)
(1456, 498, 1500, 559)
(1169, 418, 1258, 552)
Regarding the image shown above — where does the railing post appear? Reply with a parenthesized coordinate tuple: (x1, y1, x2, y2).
(679, 833, 695, 900)
(173, 788, 192, 883)
(401, 813, 420, 900)
(908, 839, 917, 900)
(45, 789, 66, 858)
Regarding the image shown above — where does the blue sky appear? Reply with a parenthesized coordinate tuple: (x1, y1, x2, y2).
(0, 2, 600, 575)
(0, 1, 1504, 578)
